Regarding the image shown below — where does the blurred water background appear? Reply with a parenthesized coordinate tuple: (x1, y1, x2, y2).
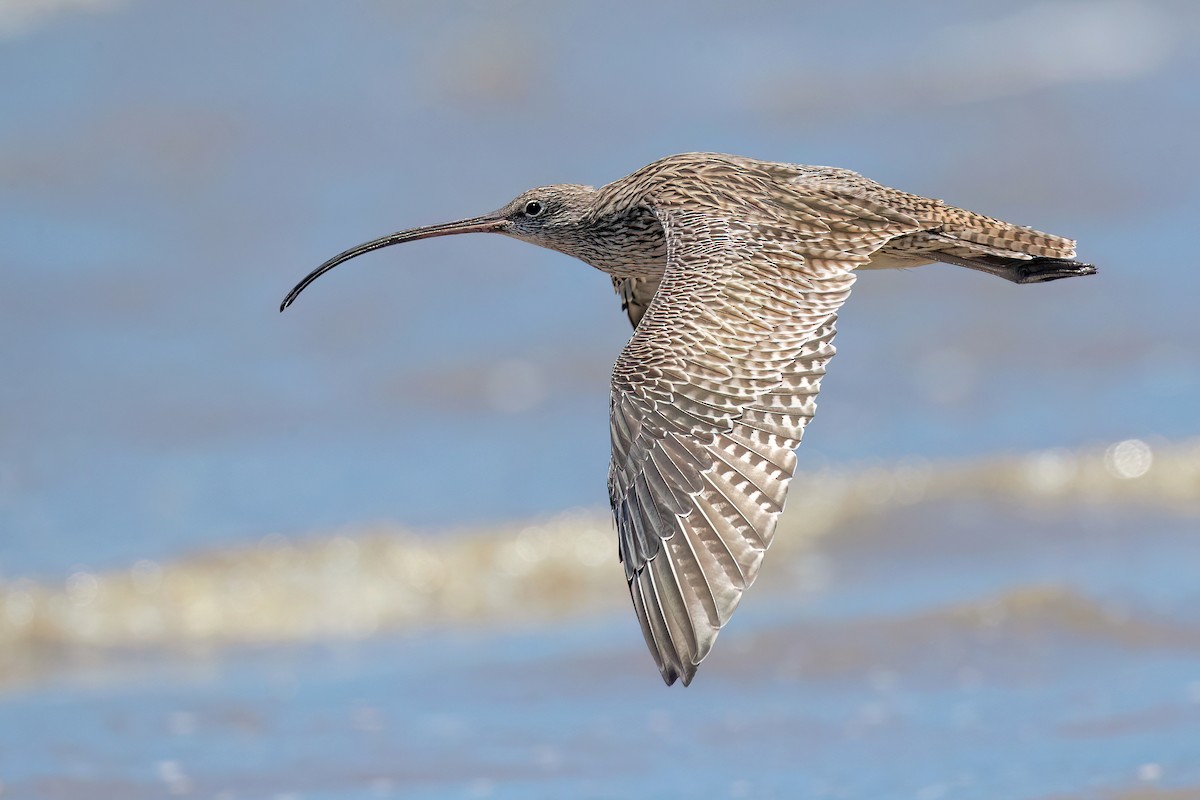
(1, 1, 1199, 798)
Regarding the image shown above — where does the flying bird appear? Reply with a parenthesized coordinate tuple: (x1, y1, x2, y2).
(280, 153, 1095, 686)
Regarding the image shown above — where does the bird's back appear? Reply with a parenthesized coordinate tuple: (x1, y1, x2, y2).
(597, 152, 1085, 292)
(792, 164, 1078, 265)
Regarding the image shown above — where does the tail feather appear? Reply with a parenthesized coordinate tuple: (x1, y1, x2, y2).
(931, 251, 1097, 284)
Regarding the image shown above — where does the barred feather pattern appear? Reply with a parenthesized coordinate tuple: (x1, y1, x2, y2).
(785, 164, 1079, 272)
(607, 177, 920, 685)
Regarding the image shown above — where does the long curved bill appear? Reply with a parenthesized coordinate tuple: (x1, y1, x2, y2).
(279, 214, 507, 311)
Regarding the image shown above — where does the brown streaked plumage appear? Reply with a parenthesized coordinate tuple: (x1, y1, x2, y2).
(280, 153, 1095, 686)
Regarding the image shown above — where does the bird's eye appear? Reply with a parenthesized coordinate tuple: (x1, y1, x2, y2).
(523, 200, 544, 217)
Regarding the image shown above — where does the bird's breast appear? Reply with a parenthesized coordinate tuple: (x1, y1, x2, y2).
(574, 206, 668, 279)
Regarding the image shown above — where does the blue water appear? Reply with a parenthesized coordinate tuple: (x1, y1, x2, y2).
(2, 499, 1198, 799)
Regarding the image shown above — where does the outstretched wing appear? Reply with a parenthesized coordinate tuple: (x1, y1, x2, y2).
(608, 182, 920, 686)
(611, 276, 661, 329)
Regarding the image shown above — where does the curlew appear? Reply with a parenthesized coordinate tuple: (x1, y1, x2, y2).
(281, 153, 1095, 686)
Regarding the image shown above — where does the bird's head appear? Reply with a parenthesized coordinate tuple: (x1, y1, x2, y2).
(497, 184, 596, 247)
(280, 183, 597, 311)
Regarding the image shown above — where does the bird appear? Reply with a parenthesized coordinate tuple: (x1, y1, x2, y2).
(280, 152, 1095, 686)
